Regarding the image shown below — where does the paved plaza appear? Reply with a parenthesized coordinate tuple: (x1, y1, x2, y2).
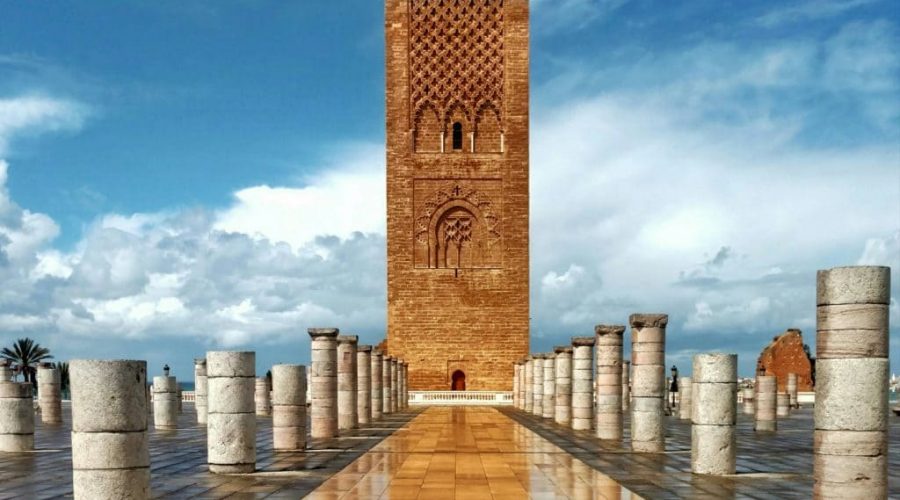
(1, 402, 897, 498)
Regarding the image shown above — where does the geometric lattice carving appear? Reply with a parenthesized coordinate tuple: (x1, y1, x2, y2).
(413, 180, 502, 269)
(410, 0, 504, 150)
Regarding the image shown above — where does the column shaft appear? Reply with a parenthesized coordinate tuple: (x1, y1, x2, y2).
(629, 313, 668, 453)
(524, 358, 533, 413)
(390, 358, 399, 413)
(70, 360, 149, 499)
(678, 377, 692, 420)
(194, 359, 208, 425)
(622, 360, 631, 412)
(37, 364, 62, 424)
(531, 356, 544, 417)
(272, 364, 307, 451)
(357, 346, 372, 425)
(571, 337, 595, 431)
(0, 382, 34, 452)
(337, 335, 358, 431)
(371, 351, 383, 420)
(691, 353, 737, 475)
(382, 357, 393, 415)
(255, 377, 271, 416)
(309, 328, 339, 439)
(554, 347, 572, 426)
(207, 351, 256, 473)
(787, 373, 798, 408)
(152, 376, 178, 429)
(814, 266, 889, 498)
(595, 325, 625, 440)
(755, 375, 777, 431)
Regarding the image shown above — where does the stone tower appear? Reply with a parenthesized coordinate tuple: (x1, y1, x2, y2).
(386, 0, 529, 391)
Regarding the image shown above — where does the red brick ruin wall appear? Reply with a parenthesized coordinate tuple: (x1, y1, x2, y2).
(756, 329, 814, 392)
(385, 0, 530, 391)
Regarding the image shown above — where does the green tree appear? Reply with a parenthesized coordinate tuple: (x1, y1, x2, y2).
(54, 361, 70, 399)
(0, 338, 53, 385)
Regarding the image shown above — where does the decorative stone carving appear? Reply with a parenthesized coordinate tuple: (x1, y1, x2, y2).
(409, 0, 505, 152)
(413, 180, 502, 269)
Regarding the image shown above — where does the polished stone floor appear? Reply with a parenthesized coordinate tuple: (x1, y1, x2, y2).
(306, 407, 638, 499)
(1, 402, 898, 499)
(0, 403, 420, 499)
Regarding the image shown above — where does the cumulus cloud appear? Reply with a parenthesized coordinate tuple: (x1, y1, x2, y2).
(0, 95, 87, 155)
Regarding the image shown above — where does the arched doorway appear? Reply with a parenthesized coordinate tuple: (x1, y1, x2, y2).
(451, 370, 466, 391)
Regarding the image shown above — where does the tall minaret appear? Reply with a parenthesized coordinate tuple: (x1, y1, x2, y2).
(385, 0, 529, 391)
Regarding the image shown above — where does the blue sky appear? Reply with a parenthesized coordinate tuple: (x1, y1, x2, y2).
(0, 0, 897, 381)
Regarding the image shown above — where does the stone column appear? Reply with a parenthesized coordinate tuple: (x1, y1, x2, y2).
(0, 381, 34, 451)
(371, 350, 383, 420)
(629, 313, 668, 453)
(308, 328, 339, 439)
(70, 360, 149, 498)
(755, 375, 777, 432)
(336, 335, 358, 431)
(0, 359, 11, 381)
(390, 358, 399, 413)
(678, 377, 692, 420)
(622, 360, 631, 412)
(37, 363, 62, 424)
(382, 356, 393, 415)
(554, 346, 572, 426)
(152, 375, 178, 430)
(595, 325, 625, 440)
(541, 354, 555, 419)
(741, 386, 754, 415)
(207, 351, 256, 473)
(255, 377, 271, 416)
(571, 337, 595, 431)
(814, 266, 889, 498)
(513, 362, 520, 409)
(787, 373, 798, 408)
(177, 383, 183, 414)
(691, 353, 737, 475)
(776, 392, 790, 417)
(194, 359, 208, 425)
(357, 345, 372, 425)
(401, 361, 409, 409)
(531, 355, 544, 417)
(524, 357, 534, 413)
(272, 364, 306, 451)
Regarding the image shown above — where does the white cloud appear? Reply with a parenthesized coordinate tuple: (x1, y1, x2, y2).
(756, 0, 878, 28)
(0, 95, 87, 155)
(214, 143, 385, 252)
(532, 0, 630, 34)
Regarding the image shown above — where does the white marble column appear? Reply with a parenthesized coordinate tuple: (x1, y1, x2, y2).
(678, 377, 692, 420)
(37, 363, 62, 424)
(814, 266, 889, 498)
(357, 345, 372, 425)
(371, 350, 383, 420)
(741, 386, 754, 415)
(524, 357, 534, 413)
(255, 377, 271, 416)
(542, 354, 555, 419)
(337, 335, 358, 431)
(622, 360, 631, 412)
(787, 373, 798, 408)
(571, 337, 595, 431)
(152, 375, 178, 430)
(755, 375, 776, 432)
(390, 358, 399, 413)
(629, 313, 668, 453)
(691, 353, 737, 475)
(0, 381, 34, 452)
(272, 364, 306, 451)
(194, 358, 208, 425)
(70, 360, 149, 498)
(207, 351, 255, 473)
(776, 392, 790, 417)
(595, 325, 625, 440)
(531, 355, 544, 417)
(382, 356, 393, 415)
(554, 346, 572, 426)
(308, 328, 339, 439)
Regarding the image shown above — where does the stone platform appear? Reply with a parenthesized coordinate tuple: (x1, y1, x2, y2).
(1, 403, 897, 499)
(0, 403, 419, 499)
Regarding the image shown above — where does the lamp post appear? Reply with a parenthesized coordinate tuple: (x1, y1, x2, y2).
(670, 364, 679, 409)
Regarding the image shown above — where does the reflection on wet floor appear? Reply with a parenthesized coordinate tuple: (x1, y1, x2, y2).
(307, 406, 639, 499)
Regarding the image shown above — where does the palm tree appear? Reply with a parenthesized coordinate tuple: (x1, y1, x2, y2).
(54, 361, 70, 399)
(0, 338, 53, 385)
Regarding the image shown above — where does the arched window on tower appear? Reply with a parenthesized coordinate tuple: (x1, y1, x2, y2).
(452, 122, 463, 150)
